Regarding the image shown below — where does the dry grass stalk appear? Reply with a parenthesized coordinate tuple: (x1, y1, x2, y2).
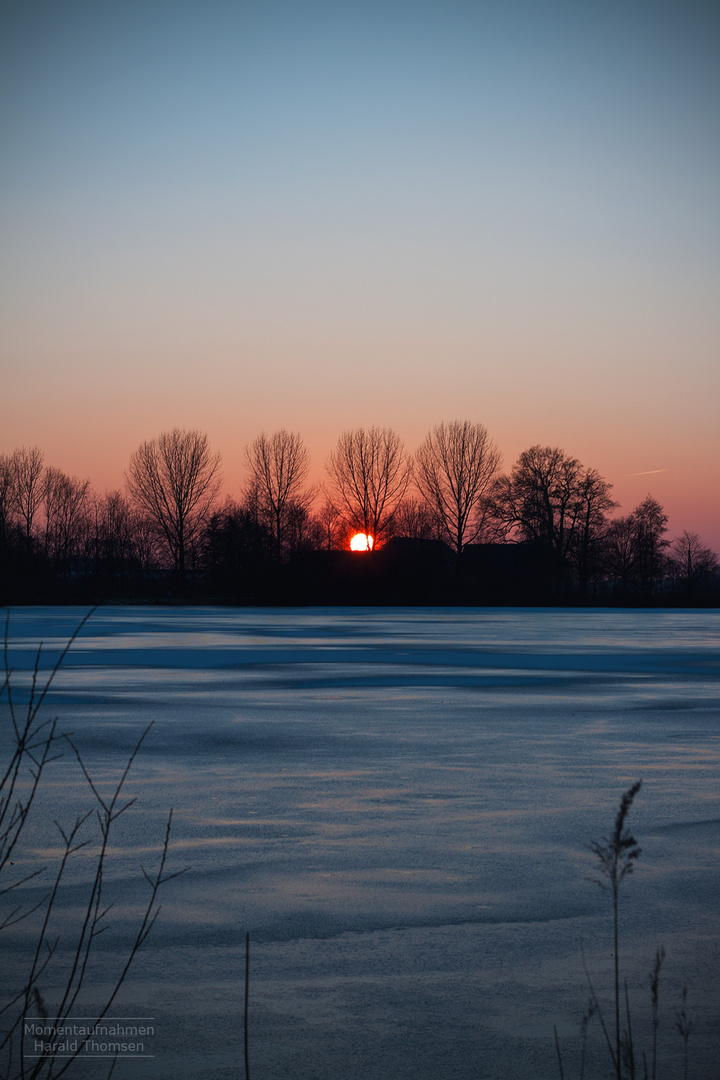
(587, 780, 642, 1078)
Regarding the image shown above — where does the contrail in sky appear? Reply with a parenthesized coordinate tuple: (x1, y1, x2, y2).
(628, 469, 668, 476)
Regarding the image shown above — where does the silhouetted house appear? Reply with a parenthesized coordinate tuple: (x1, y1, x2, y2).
(281, 549, 373, 604)
(270, 539, 558, 606)
(283, 538, 454, 605)
(460, 543, 558, 604)
(374, 537, 455, 603)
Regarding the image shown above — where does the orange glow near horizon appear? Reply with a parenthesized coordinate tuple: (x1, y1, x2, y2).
(350, 533, 374, 552)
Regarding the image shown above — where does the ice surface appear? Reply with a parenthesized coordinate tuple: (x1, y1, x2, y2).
(2, 606, 719, 1079)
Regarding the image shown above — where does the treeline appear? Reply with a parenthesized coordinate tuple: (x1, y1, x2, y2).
(1, 424, 718, 606)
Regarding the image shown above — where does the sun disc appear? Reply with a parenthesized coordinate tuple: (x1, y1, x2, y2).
(350, 533, 373, 551)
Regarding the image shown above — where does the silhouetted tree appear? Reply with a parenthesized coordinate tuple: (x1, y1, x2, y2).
(128, 510, 161, 581)
(492, 446, 616, 596)
(244, 430, 313, 562)
(12, 446, 44, 551)
(604, 515, 636, 598)
(87, 490, 150, 590)
(284, 499, 324, 556)
(414, 420, 501, 561)
(42, 467, 90, 576)
(492, 446, 581, 591)
(202, 500, 273, 598)
(315, 498, 343, 550)
(668, 530, 718, 598)
(629, 496, 669, 599)
(97, 490, 130, 569)
(570, 467, 617, 595)
(391, 497, 441, 541)
(603, 497, 670, 600)
(0, 453, 15, 554)
(326, 426, 411, 546)
(0, 454, 20, 598)
(126, 428, 221, 588)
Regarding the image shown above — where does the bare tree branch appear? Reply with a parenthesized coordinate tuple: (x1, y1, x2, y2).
(244, 431, 313, 562)
(414, 420, 501, 559)
(325, 427, 411, 546)
(126, 428, 221, 586)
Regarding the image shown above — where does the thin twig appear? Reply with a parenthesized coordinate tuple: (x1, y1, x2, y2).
(244, 931, 251, 1080)
(1, 609, 188, 1080)
(553, 1024, 565, 1080)
(624, 979, 636, 1080)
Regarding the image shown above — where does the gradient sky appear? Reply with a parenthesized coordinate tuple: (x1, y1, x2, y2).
(2, 0, 719, 549)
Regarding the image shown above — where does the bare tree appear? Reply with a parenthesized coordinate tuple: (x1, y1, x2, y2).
(284, 499, 324, 555)
(604, 497, 671, 599)
(390, 497, 441, 541)
(128, 510, 162, 579)
(325, 427, 411, 546)
(87, 490, 141, 585)
(669, 530, 719, 593)
(12, 446, 44, 550)
(126, 428, 221, 586)
(629, 495, 669, 599)
(604, 515, 636, 598)
(244, 431, 312, 561)
(414, 420, 501, 560)
(491, 446, 618, 596)
(0, 454, 16, 554)
(493, 445, 582, 552)
(42, 468, 90, 574)
(570, 467, 617, 595)
(315, 498, 343, 551)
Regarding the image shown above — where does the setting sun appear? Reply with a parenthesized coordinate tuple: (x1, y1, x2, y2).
(350, 533, 374, 551)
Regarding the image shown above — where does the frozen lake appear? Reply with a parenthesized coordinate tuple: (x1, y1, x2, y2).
(2, 606, 719, 1079)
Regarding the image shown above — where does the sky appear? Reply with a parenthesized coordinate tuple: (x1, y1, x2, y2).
(1, 0, 719, 549)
